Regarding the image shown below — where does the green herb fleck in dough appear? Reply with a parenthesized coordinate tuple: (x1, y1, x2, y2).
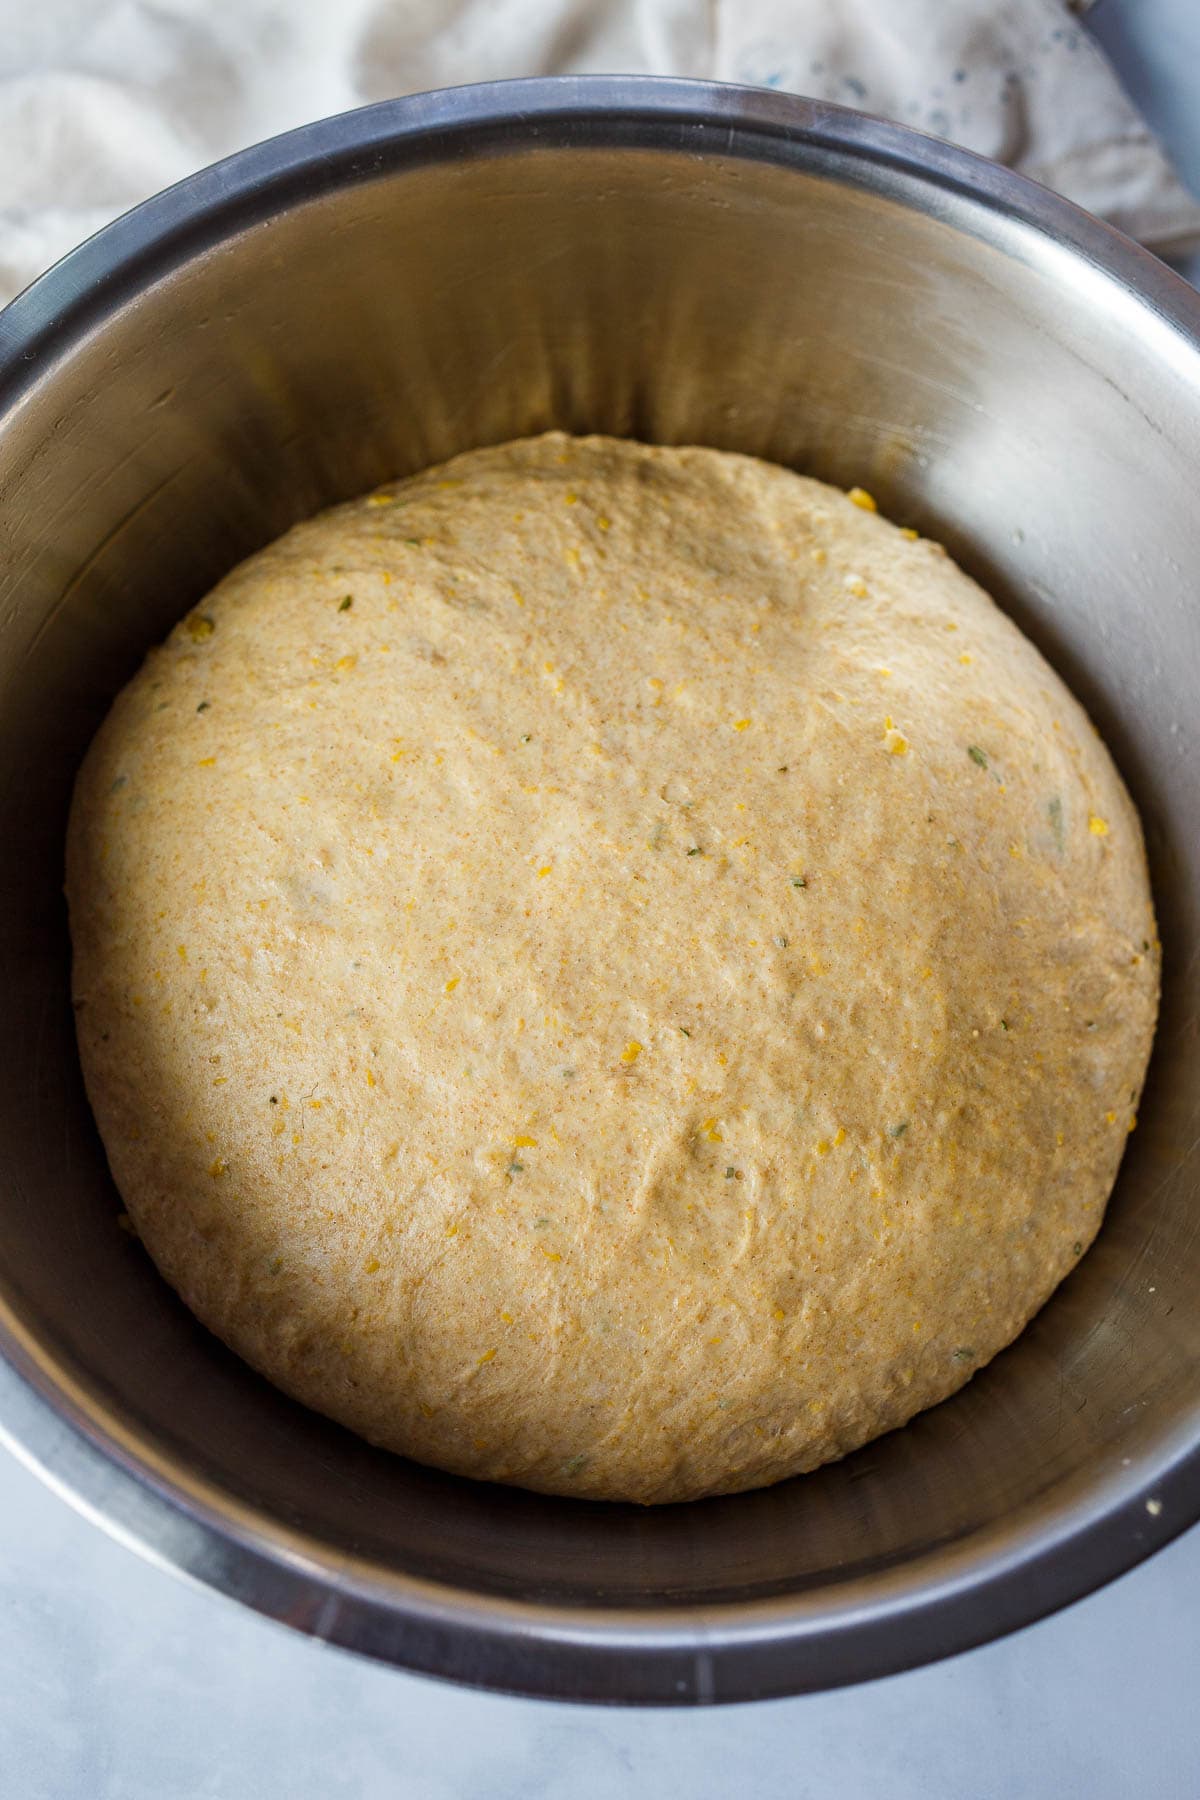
(196, 700, 210, 713)
(338, 595, 353, 612)
(1048, 794, 1065, 851)
(792, 877, 807, 888)
(686, 845, 703, 856)
(953, 1346, 975, 1361)
(968, 745, 988, 769)
(890, 1120, 910, 1138)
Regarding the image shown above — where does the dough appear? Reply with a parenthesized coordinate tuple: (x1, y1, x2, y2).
(66, 433, 1159, 1503)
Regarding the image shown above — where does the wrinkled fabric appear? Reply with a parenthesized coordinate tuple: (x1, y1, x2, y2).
(1, 0, 1197, 304)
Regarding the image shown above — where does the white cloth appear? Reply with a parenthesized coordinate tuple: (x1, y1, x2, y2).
(1, 0, 1198, 306)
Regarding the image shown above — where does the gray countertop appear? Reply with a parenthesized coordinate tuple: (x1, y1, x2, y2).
(4, 2, 1199, 1793)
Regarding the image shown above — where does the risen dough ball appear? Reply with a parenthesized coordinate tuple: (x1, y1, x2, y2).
(67, 433, 1158, 1503)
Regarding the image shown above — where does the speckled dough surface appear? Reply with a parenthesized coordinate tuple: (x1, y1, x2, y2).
(66, 433, 1159, 1504)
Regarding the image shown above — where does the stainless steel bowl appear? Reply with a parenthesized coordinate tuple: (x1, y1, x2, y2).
(2, 77, 1199, 1706)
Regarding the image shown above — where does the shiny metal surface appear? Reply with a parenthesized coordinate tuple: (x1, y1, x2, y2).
(1, 77, 1199, 1706)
